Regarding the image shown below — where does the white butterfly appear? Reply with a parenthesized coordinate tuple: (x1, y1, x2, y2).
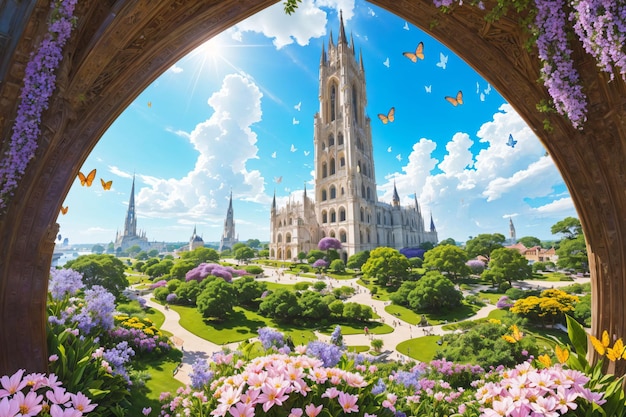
(383, 57, 390, 68)
(304, 151, 310, 156)
(274, 176, 282, 184)
(484, 83, 492, 95)
(271, 151, 277, 158)
(387, 146, 392, 152)
(403, 21, 409, 30)
(424, 85, 432, 93)
(480, 93, 485, 102)
(292, 117, 299, 125)
(290, 144, 297, 152)
(476, 82, 480, 94)
(436, 52, 448, 69)
(396, 154, 402, 162)
(294, 101, 301, 111)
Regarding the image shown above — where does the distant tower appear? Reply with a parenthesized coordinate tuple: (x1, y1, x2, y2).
(430, 214, 437, 233)
(124, 175, 137, 237)
(219, 191, 238, 252)
(509, 217, 517, 243)
(189, 225, 204, 251)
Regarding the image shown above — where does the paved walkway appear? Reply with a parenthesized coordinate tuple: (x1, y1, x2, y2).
(143, 265, 587, 385)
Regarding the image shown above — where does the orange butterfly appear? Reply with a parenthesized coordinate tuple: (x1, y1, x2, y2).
(147, 101, 152, 108)
(60, 206, 69, 215)
(445, 90, 463, 106)
(101, 178, 113, 190)
(378, 107, 395, 124)
(402, 42, 424, 62)
(78, 169, 96, 187)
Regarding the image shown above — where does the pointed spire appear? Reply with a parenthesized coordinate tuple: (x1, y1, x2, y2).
(430, 214, 436, 232)
(338, 10, 347, 45)
(359, 49, 364, 71)
(414, 193, 421, 213)
(328, 30, 334, 49)
(303, 183, 307, 199)
(272, 190, 276, 211)
(392, 181, 400, 206)
(228, 189, 233, 210)
(350, 33, 355, 54)
(320, 42, 326, 65)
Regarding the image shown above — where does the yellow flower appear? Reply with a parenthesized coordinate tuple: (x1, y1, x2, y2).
(502, 325, 523, 343)
(590, 330, 610, 356)
(607, 338, 624, 362)
(555, 345, 569, 364)
(488, 319, 502, 325)
(502, 335, 517, 344)
(538, 354, 552, 368)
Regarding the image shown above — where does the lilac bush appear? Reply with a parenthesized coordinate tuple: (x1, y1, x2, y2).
(49, 268, 84, 300)
(318, 237, 342, 251)
(150, 279, 167, 289)
(71, 285, 116, 334)
(400, 247, 426, 259)
(496, 295, 514, 309)
(306, 340, 344, 367)
(102, 341, 135, 383)
(466, 259, 485, 274)
(189, 358, 214, 389)
(185, 263, 246, 283)
(165, 292, 178, 304)
(0, 0, 78, 210)
(329, 325, 345, 348)
(312, 259, 328, 269)
(257, 327, 286, 350)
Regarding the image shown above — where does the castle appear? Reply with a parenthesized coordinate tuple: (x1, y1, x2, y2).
(269, 15, 437, 262)
(114, 175, 150, 252)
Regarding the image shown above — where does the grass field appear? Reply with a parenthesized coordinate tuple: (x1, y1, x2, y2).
(397, 336, 441, 362)
(384, 302, 481, 325)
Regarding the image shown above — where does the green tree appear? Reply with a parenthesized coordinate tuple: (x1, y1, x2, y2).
(483, 247, 532, 286)
(144, 259, 174, 278)
(510, 289, 579, 325)
(346, 250, 370, 270)
(258, 289, 302, 322)
(329, 259, 345, 273)
(64, 254, 128, 297)
(306, 249, 326, 264)
(551, 216, 583, 240)
(389, 281, 419, 307)
(231, 242, 247, 252)
(232, 276, 266, 306)
(246, 239, 261, 248)
(517, 236, 541, 248)
(196, 279, 236, 320)
(312, 281, 327, 292)
(406, 271, 463, 312)
(106, 242, 115, 254)
(556, 235, 588, 272)
(423, 244, 470, 281)
(361, 247, 410, 286)
(142, 257, 159, 272)
(420, 241, 435, 251)
(342, 302, 372, 322)
(136, 250, 149, 260)
(91, 244, 105, 254)
(328, 299, 344, 316)
(234, 246, 255, 263)
(465, 233, 506, 261)
(148, 249, 160, 257)
(175, 280, 202, 305)
(169, 259, 197, 280)
(371, 339, 384, 353)
(258, 249, 270, 258)
(438, 237, 457, 246)
(297, 251, 307, 263)
(127, 245, 142, 258)
(180, 247, 220, 265)
(298, 291, 330, 320)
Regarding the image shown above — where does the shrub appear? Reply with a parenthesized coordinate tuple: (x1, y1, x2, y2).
(244, 265, 264, 275)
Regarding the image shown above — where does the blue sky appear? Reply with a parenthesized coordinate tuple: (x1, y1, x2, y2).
(56, 0, 577, 246)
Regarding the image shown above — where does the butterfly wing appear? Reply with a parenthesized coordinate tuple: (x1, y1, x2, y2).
(444, 96, 459, 106)
(456, 91, 463, 105)
(78, 171, 86, 186)
(378, 113, 389, 124)
(402, 52, 417, 63)
(415, 42, 424, 60)
(60, 206, 68, 215)
(84, 169, 96, 187)
(388, 107, 395, 123)
(101, 179, 112, 190)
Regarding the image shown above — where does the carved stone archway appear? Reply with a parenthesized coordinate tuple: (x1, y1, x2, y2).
(0, 0, 624, 375)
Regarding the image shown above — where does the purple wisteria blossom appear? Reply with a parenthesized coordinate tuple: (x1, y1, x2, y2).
(329, 325, 345, 348)
(312, 259, 328, 269)
(165, 293, 178, 304)
(189, 358, 214, 389)
(71, 285, 115, 334)
(318, 237, 342, 251)
(257, 327, 285, 350)
(496, 295, 514, 309)
(185, 263, 246, 283)
(306, 340, 343, 367)
(49, 268, 84, 300)
(0, 0, 78, 210)
(400, 247, 426, 259)
(103, 341, 135, 383)
(466, 259, 485, 274)
(150, 280, 167, 289)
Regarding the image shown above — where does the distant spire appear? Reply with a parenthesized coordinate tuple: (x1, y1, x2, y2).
(392, 181, 400, 206)
(338, 10, 347, 45)
(359, 49, 364, 71)
(509, 217, 516, 242)
(303, 183, 307, 199)
(350, 33, 355, 54)
(320, 42, 326, 65)
(272, 190, 276, 211)
(430, 214, 436, 232)
(414, 193, 421, 213)
(328, 29, 334, 49)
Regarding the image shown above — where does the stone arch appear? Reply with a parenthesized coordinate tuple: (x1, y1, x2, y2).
(0, 0, 624, 375)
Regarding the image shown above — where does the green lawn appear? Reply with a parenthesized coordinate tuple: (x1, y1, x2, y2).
(385, 302, 481, 325)
(397, 336, 441, 362)
(318, 321, 394, 335)
(477, 291, 505, 304)
(356, 279, 392, 301)
(346, 345, 370, 353)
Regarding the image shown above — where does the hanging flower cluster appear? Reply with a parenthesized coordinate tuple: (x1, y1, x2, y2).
(433, 0, 626, 129)
(0, 0, 78, 211)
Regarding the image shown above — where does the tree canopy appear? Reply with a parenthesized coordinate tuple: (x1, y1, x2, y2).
(551, 217, 583, 240)
(465, 233, 506, 261)
(517, 236, 541, 248)
(361, 247, 410, 286)
(64, 254, 128, 297)
(482, 248, 532, 286)
(423, 244, 470, 281)
(406, 271, 463, 312)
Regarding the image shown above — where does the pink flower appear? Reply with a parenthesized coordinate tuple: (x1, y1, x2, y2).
(49, 405, 82, 417)
(49, 354, 59, 362)
(0, 397, 19, 417)
(321, 387, 340, 399)
(304, 403, 322, 417)
(13, 391, 43, 417)
(229, 402, 254, 417)
(70, 392, 97, 413)
(258, 385, 288, 412)
(142, 406, 152, 415)
(289, 408, 303, 417)
(46, 387, 71, 406)
(0, 369, 26, 397)
(337, 391, 359, 413)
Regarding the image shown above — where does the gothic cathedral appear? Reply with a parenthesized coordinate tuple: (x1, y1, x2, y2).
(269, 14, 437, 261)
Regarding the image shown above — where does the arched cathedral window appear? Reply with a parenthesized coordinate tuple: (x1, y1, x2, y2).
(330, 84, 336, 122)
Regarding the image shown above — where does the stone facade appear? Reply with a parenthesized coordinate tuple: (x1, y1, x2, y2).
(269, 15, 437, 261)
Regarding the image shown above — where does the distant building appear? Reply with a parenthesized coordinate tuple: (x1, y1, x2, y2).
(219, 191, 238, 252)
(114, 175, 150, 252)
(509, 218, 516, 244)
(269, 14, 437, 262)
(189, 226, 204, 251)
(506, 242, 558, 264)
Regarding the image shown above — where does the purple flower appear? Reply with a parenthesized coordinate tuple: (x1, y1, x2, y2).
(165, 293, 178, 303)
(318, 237, 342, 251)
(189, 359, 214, 389)
(49, 268, 84, 300)
(496, 295, 514, 309)
(306, 340, 343, 367)
(466, 259, 485, 273)
(71, 285, 115, 334)
(258, 327, 285, 350)
(185, 263, 244, 283)
(312, 259, 329, 268)
(150, 280, 167, 289)
(329, 325, 345, 347)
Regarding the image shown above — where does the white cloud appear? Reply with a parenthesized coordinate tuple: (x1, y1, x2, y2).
(108, 166, 133, 179)
(378, 105, 574, 240)
(169, 64, 183, 73)
(135, 74, 268, 225)
(230, 0, 355, 49)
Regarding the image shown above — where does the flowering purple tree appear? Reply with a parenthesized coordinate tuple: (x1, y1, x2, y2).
(318, 237, 342, 251)
(312, 258, 328, 272)
(185, 263, 246, 283)
(466, 259, 486, 274)
(400, 247, 426, 259)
